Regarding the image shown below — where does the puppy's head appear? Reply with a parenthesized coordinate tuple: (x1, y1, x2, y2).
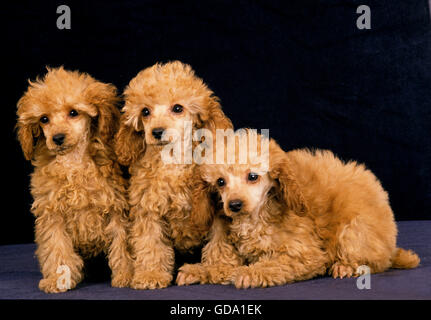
(115, 61, 232, 165)
(199, 130, 273, 217)
(16, 67, 120, 160)
(199, 130, 308, 218)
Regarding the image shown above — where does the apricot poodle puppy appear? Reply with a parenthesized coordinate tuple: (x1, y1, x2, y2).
(115, 61, 232, 289)
(177, 130, 420, 288)
(16, 67, 132, 293)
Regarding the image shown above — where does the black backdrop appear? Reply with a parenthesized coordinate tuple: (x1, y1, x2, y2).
(3, 0, 431, 245)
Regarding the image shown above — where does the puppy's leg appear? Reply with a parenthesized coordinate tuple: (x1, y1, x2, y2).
(177, 216, 243, 286)
(232, 253, 327, 289)
(106, 211, 133, 287)
(35, 214, 84, 293)
(130, 211, 174, 289)
(330, 213, 396, 278)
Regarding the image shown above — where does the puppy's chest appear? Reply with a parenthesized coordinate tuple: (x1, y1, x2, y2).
(32, 160, 116, 213)
(132, 161, 194, 214)
(228, 217, 277, 262)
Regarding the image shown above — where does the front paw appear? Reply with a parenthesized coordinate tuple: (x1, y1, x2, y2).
(176, 264, 208, 286)
(206, 265, 236, 285)
(111, 270, 133, 288)
(231, 266, 256, 289)
(232, 265, 288, 288)
(39, 277, 76, 293)
(131, 270, 172, 290)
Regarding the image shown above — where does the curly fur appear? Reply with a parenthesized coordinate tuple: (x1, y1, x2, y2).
(177, 130, 420, 288)
(115, 61, 232, 289)
(16, 67, 132, 293)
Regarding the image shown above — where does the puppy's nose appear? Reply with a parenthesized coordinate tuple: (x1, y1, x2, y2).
(52, 133, 65, 146)
(152, 128, 165, 140)
(229, 199, 243, 212)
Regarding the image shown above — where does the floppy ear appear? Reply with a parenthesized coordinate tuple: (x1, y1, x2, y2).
(86, 81, 121, 144)
(16, 121, 38, 161)
(16, 93, 43, 161)
(269, 140, 308, 216)
(201, 97, 233, 133)
(190, 166, 216, 231)
(114, 114, 145, 166)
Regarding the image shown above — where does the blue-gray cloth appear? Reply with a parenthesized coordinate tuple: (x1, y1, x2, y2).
(0, 221, 429, 300)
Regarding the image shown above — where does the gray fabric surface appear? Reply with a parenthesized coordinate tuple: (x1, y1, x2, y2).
(0, 221, 429, 300)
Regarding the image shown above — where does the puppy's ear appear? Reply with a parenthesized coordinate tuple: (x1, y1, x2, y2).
(190, 166, 216, 231)
(86, 81, 121, 144)
(269, 140, 308, 216)
(16, 94, 42, 161)
(114, 113, 145, 166)
(201, 97, 233, 133)
(16, 121, 39, 161)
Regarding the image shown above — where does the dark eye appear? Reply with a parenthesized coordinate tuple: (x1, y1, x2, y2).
(172, 104, 183, 113)
(217, 178, 225, 187)
(40, 116, 49, 124)
(248, 172, 259, 181)
(69, 109, 78, 117)
(142, 107, 150, 117)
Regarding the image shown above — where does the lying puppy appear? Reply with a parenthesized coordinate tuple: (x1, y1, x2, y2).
(177, 130, 420, 288)
(115, 61, 232, 289)
(16, 67, 132, 293)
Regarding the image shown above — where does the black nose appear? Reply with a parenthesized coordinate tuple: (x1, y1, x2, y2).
(229, 200, 243, 212)
(152, 128, 165, 140)
(52, 133, 65, 146)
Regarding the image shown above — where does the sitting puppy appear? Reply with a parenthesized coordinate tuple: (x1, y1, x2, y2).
(177, 130, 420, 288)
(115, 61, 232, 289)
(16, 67, 132, 293)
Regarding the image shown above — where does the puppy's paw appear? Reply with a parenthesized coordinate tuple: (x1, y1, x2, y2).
(39, 277, 74, 293)
(206, 265, 236, 285)
(111, 270, 133, 288)
(231, 265, 285, 288)
(176, 263, 207, 286)
(330, 262, 358, 279)
(131, 270, 172, 290)
(231, 266, 255, 289)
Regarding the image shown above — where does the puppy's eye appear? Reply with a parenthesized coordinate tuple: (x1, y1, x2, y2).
(142, 107, 150, 117)
(217, 178, 225, 187)
(69, 109, 79, 117)
(40, 116, 49, 124)
(248, 172, 259, 181)
(172, 104, 183, 113)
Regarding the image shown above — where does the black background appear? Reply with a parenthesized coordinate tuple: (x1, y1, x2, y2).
(3, 0, 431, 245)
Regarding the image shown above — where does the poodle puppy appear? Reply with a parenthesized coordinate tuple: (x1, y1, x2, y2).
(177, 130, 420, 288)
(115, 61, 232, 289)
(16, 67, 132, 293)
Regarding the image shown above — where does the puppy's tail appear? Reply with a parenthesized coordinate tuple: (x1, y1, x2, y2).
(391, 248, 420, 269)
